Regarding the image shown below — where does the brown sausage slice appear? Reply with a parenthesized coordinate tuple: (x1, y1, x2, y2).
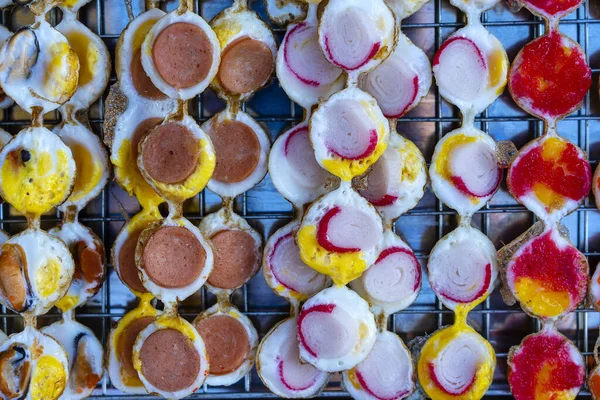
(218, 37, 273, 95)
(0, 243, 27, 312)
(194, 315, 250, 375)
(207, 120, 260, 183)
(139, 328, 201, 392)
(131, 49, 166, 100)
(117, 316, 155, 381)
(207, 229, 259, 290)
(152, 22, 214, 89)
(142, 226, 205, 288)
(75, 241, 104, 289)
(117, 230, 147, 294)
(141, 122, 199, 184)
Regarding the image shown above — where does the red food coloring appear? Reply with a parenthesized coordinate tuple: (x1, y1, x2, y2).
(284, 125, 308, 156)
(376, 246, 421, 292)
(284, 23, 320, 87)
(508, 229, 587, 303)
(433, 37, 486, 69)
(451, 169, 502, 199)
(439, 263, 492, 304)
(521, 0, 582, 18)
(267, 232, 298, 292)
(509, 31, 591, 120)
(327, 129, 378, 161)
(387, 75, 419, 120)
(316, 206, 361, 253)
(368, 194, 398, 207)
(324, 34, 381, 71)
(297, 303, 336, 358)
(428, 362, 476, 396)
(508, 332, 584, 400)
(508, 140, 591, 208)
(356, 370, 410, 400)
(276, 356, 318, 391)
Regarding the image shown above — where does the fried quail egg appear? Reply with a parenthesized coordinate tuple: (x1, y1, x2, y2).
(343, 331, 415, 400)
(132, 314, 209, 399)
(507, 134, 591, 223)
(298, 185, 384, 286)
(210, 0, 277, 101)
(433, 23, 508, 116)
(430, 126, 502, 216)
(106, 297, 159, 394)
(0, 20, 79, 114)
(350, 230, 421, 316)
(141, 8, 220, 100)
(0, 326, 69, 400)
(269, 122, 336, 209)
(198, 207, 261, 293)
(264, 0, 307, 25)
(42, 317, 104, 400)
(276, 4, 344, 109)
(0, 228, 75, 316)
(385, 0, 430, 20)
(193, 303, 258, 386)
(137, 115, 216, 203)
(57, 1, 111, 111)
(136, 216, 214, 305)
(257, 317, 329, 398)
(428, 224, 497, 311)
(318, 0, 395, 76)
(359, 33, 431, 119)
(508, 328, 584, 400)
(310, 87, 390, 181)
(503, 225, 588, 320)
(202, 109, 268, 199)
(48, 221, 105, 312)
(418, 323, 496, 400)
(508, 31, 590, 124)
(263, 220, 331, 303)
(297, 285, 377, 372)
(356, 131, 427, 222)
(0, 126, 76, 218)
(54, 121, 110, 213)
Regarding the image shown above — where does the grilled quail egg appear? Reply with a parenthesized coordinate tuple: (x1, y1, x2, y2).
(202, 109, 268, 199)
(42, 318, 103, 400)
(257, 317, 329, 398)
(297, 285, 377, 372)
(0, 228, 74, 316)
(0, 326, 69, 400)
(264, 0, 307, 25)
(193, 303, 258, 386)
(198, 207, 261, 293)
(141, 8, 220, 100)
(210, 0, 277, 101)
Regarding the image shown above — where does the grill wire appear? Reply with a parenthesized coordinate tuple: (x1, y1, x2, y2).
(0, 0, 599, 398)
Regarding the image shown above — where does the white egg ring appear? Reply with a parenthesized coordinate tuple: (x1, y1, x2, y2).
(385, 0, 430, 20)
(0, 25, 13, 109)
(428, 224, 498, 311)
(429, 126, 500, 216)
(42, 318, 104, 400)
(0, 326, 70, 400)
(56, 17, 111, 110)
(350, 230, 421, 315)
(137, 216, 214, 304)
(433, 24, 508, 116)
(141, 9, 220, 100)
(343, 331, 415, 400)
(0, 127, 11, 147)
(449, 0, 499, 14)
(591, 262, 600, 312)
(210, 4, 277, 99)
(297, 285, 377, 372)
(318, 0, 395, 75)
(275, 8, 345, 109)
(257, 317, 329, 398)
(0, 229, 75, 316)
(359, 132, 427, 222)
(194, 303, 259, 386)
(202, 110, 269, 198)
(0, 329, 6, 344)
(269, 122, 334, 209)
(359, 33, 432, 120)
(0, 20, 77, 114)
(262, 220, 331, 302)
(55, 122, 110, 212)
(198, 207, 262, 293)
(263, 0, 307, 25)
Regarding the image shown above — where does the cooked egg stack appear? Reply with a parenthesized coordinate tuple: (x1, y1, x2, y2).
(417, 0, 509, 398)
(0, 1, 83, 399)
(498, 1, 591, 398)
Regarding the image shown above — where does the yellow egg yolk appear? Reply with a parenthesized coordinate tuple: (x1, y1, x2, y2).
(36, 258, 60, 297)
(434, 133, 479, 203)
(488, 48, 508, 94)
(399, 140, 423, 183)
(30, 355, 67, 400)
(514, 277, 571, 318)
(64, 31, 100, 87)
(46, 42, 79, 101)
(69, 142, 103, 203)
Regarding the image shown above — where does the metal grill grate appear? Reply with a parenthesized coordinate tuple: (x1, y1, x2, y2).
(0, 0, 599, 398)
